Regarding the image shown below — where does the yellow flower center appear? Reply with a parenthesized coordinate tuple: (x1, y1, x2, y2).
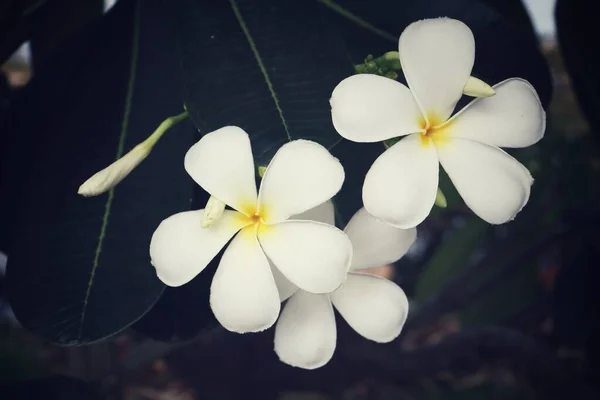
(419, 114, 451, 147)
(238, 204, 273, 236)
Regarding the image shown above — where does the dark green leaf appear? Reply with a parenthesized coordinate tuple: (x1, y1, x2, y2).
(556, 0, 600, 135)
(413, 218, 489, 302)
(3, 0, 194, 345)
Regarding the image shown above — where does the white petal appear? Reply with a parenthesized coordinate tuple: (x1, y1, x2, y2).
(210, 227, 280, 333)
(400, 18, 475, 124)
(363, 134, 439, 229)
(443, 78, 546, 148)
(150, 210, 248, 287)
(291, 200, 335, 226)
(331, 272, 408, 342)
(259, 221, 352, 294)
(184, 126, 258, 215)
(330, 74, 423, 143)
(344, 208, 417, 271)
(274, 291, 336, 369)
(258, 140, 344, 224)
(437, 138, 533, 224)
(271, 262, 298, 302)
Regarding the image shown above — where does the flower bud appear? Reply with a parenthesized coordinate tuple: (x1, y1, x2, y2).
(78, 143, 151, 197)
(201, 196, 226, 228)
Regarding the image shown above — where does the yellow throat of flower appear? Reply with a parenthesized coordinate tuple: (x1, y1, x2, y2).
(419, 114, 452, 147)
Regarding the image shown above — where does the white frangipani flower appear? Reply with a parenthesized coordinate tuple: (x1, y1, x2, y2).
(273, 202, 416, 369)
(330, 18, 546, 228)
(149, 127, 352, 334)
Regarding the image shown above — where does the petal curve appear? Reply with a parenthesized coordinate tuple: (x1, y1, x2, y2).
(444, 79, 546, 148)
(331, 272, 408, 343)
(150, 210, 248, 287)
(344, 208, 417, 271)
(210, 227, 280, 333)
(330, 74, 423, 143)
(400, 18, 475, 124)
(363, 134, 439, 229)
(291, 200, 335, 226)
(274, 291, 336, 370)
(185, 126, 257, 215)
(259, 220, 352, 294)
(258, 140, 344, 224)
(437, 138, 533, 224)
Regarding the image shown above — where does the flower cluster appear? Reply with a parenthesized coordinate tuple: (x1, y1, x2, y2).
(82, 17, 545, 369)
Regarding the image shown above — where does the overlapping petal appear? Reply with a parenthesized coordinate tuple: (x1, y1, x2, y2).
(274, 291, 336, 369)
(344, 208, 416, 271)
(210, 227, 280, 333)
(330, 74, 423, 143)
(444, 79, 546, 147)
(331, 272, 409, 343)
(437, 138, 533, 224)
(292, 200, 335, 226)
(258, 140, 344, 224)
(184, 126, 258, 215)
(270, 262, 297, 302)
(150, 210, 249, 287)
(258, 220, 352, 293)
(272, 201, 336, 301)
(363, 134, 439, 228)
(400, 18, 475, 124)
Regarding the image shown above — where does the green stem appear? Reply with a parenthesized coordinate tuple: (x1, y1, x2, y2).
(145, 110, 189, 148)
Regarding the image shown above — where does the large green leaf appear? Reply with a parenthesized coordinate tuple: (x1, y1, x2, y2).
(177, 0, 383, 222)
(2, 0, 194, 345)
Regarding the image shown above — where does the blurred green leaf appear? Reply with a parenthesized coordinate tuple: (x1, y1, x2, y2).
(414, 218, 488, 302)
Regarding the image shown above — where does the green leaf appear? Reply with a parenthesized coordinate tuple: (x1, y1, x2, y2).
(414, 218, 489, 302)
(177, 0, 384, 223)
(2, 0, 194, 345)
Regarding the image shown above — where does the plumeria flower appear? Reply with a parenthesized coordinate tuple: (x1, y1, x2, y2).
(149, 127, 353, 333)
(273, 202, 416, 369)
(330, 18, 546, 228)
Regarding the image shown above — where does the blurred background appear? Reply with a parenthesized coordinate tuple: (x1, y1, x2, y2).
(1, 0, 599, 399)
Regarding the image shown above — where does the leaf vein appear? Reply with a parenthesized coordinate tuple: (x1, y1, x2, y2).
(77, 0, 141, 341)
(229, 0, 293, 141)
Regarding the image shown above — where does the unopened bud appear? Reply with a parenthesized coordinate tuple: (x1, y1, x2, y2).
(78, 143, 151, 197)
(201, 196, 226, 228)
(463, 76, 495, 98)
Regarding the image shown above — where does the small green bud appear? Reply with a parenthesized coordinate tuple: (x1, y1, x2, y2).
(434, 188, 448, 208)
(258, 165, 268, 178)
(383, 137, 401, 149)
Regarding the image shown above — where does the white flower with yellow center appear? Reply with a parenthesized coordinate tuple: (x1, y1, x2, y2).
(272, 202, 416, 369)
(330, 18, 546, 228)
(149, 127, 352, 334)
